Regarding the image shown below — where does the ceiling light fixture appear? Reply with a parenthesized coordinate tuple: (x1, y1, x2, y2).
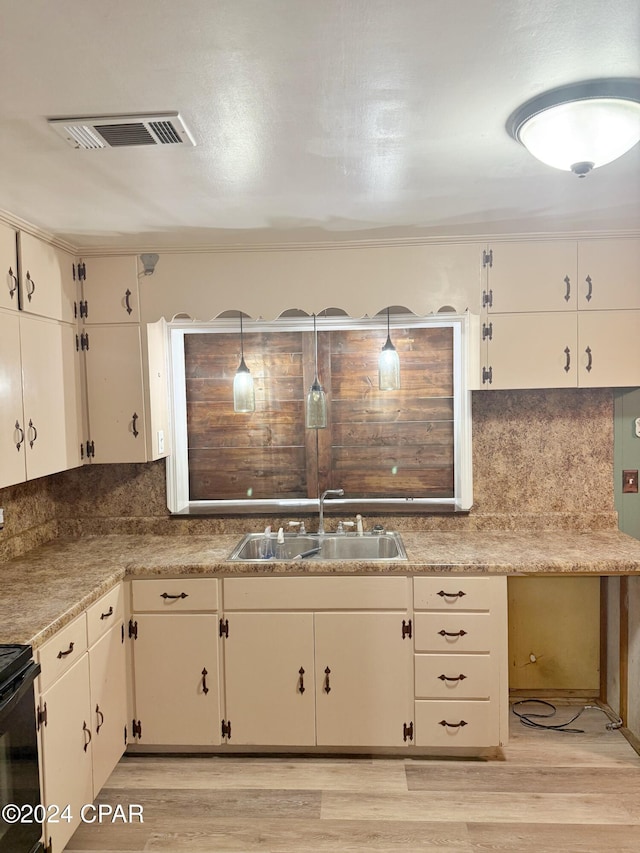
(305, 313, 327, 429)
(507, 78, 640, 177)
(233, 312, 255, 413)
(378, 308, 400, 391)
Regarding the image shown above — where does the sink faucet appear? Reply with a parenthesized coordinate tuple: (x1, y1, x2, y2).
(318, 489, 344, 534)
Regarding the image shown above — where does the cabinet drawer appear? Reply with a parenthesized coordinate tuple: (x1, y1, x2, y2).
(415, 654, 495, 699)
(223, 576, 409, 611)
(87, 584, 124, 646)
(415, 700, 499, 747)
(414, 613, 497, 653)
(413, 576, 505, 611)
(38, 614, 88, 691)
(131, 578, 219, 612)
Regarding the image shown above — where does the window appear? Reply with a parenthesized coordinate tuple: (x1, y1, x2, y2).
(166, 313, 473, 514)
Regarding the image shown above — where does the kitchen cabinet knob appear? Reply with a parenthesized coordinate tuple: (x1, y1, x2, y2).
(14, 421, 25, 451)
(201, 668, 209, 695)
(437, 590, 466, 599)
(298, 667, 305, 694)
(585, 346, 593, 373)
(438, 629, 467, 638)
(563, 275, 570, 302)
(96, 704, 104, 733)
(438, 719, 468, 729)
(438, 673, 467, 683)
(57, 642, 74, 659)
(124, 288, 133, 315)
(27, 419, 38, 448)
(585, 275, 593, 302)
(323, 666, 331, 694)
(100, 606, 114, 620)
(25, 271, 36, 301)
(564, 346, 571, 373)
(7, 267, 17, 298)
(132, 412, 139, 438)
(82, 720, 93, 751)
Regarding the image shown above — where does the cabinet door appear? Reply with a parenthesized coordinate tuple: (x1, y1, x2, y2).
(315, 612, 412, 747)
(89, 622, 127, 793)
(82, 256, 140, 323)
(21, 316, 80, 480)
(84, 325, 148, 462)
(578, 310, 640, 388)
(0, 221, 19, 311)
(577, 238, 640, 310)
(131, 614, 220, 746)
(39, 655, 93, 853)
(223, 612, 315, 745)
(0, 311, 26, 488)
(18, 232, 77, 323)
(483, 313, 577, 389)
(486, 241, 577, 312)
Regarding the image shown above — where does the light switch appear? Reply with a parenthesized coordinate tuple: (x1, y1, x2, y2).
(635, 417, 640, 438)
(157, 430, 165, 455)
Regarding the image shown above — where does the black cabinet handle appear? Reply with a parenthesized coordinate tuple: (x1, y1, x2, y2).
(132, 412, 139, 438)
(15, 421, 25, 451)
(585, 275, 593, 302)
(438, 673, 467, 683)
(8, 267, 17, 299)
(57, 642, 74, 659)
(100, 606, 114, 620)
(25, 271, 36, 301)
(125, 288, 133, 315)
(563, 275, 570, 302)
(202, 668, 209, 695)
(298, 667, 305, 694)
(160, 592, 188, 600)
(438, 719, 468, 729)
(438, 629, 467, 638)
(83, 720, 92, 751)
(324, 666, 331, 693)
(585, 346, 593, 373)
(28, 419, 38, 448)
(437, 590, 466, 599)
(564, 346, 571, 373)
(96, 704, 104, 733)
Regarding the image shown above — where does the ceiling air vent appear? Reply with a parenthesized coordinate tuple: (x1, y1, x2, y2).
(48, 113, 195, 149)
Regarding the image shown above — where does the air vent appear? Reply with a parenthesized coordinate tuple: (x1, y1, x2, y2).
(48, 113, 195, 149)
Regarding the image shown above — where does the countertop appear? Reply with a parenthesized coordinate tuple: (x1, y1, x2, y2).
(2, 529, 640, 648)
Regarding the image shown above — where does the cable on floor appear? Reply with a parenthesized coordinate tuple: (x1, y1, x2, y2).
(511, 699, 623, 733)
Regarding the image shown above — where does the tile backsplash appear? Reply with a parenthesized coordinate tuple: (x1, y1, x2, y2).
(0, 388, 617, 562)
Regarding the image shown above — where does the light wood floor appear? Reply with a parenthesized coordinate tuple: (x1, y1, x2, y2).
(67, 706, 640, 852)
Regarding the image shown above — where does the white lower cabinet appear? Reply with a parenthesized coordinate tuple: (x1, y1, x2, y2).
(37, 587, 127, 853)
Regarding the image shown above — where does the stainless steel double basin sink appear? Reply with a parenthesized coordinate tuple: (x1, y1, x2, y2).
(227, 531, 407, 562)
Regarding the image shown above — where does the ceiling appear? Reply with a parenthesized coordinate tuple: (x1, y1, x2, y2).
(0, 0, 639, 251)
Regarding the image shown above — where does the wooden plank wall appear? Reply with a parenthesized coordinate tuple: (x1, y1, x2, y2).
(184, 326, 454, 502)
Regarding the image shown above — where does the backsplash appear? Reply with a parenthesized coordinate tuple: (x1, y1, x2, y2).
(0, 389, 617, 563)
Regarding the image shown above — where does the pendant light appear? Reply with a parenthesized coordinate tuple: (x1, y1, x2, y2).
(233, 312, 255, 413)
(507, 78, 640, 176)
(378, 308, 400, 391)
(305, 313, 327, 429)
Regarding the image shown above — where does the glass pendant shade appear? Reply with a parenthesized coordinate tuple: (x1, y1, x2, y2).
(233, 315, 255, 413)
(507, 79, 640, 176)
(305, 313, 327, 429)
(378, 309, 400, 391)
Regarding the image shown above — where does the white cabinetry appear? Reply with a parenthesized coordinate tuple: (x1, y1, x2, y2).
(480, 238, 640, 389)
(128, 579, 221, 746)
(0, 221, 19, 310)
(17, 232, 77, 324)
(37, 586, 127, 853)
(413, 576, 508, 748)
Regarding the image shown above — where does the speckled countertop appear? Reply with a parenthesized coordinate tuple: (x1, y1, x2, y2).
(2, 530, 640, 648)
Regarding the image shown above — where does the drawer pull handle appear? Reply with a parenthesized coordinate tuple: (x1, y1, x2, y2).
(585, 346, 593, 373)
(324, 666, 331, 693)
(438, 629, 467, 638)
(96, 704, 104, 733)
(57, 642, 75, 659)
(82, 720, 92, 751)
(438, 673, 467, 682)
(202, 668, 209, 695)
(437, 590, 466, 599)
(125, 288, 133, 315)
(160, 592, 188, 600)
(439, 719, 468, 729)
(8, 266, 18, 298)
(298, 667, 306, 694)
(132, 412, 140, 438)
(564, 346, 571, 373)
(26, 271, 36, 301)
(15, 421, 25, 451)
(100, 606, 114, 620)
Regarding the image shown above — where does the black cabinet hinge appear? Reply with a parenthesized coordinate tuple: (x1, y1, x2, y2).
(128, 618, 138, 640)
(124, 724, 128, 745)
(121, 623, 125, 643)
(80, 331, 89, 350)
(219, 618, 229, 638)
(482, 321, 493, 341)
(482, 248, 493, 269)
(75, 333, 80, 351)
(37, 702, 48, 730)
(79, 299, 88, 318)
(403, 721, 414, 742)
(401, 619, 412, 640)
(221, 719, 232, 740)
(78, 261, 86, 281)
(482, 366, 493, 385)
(482, 288, 493, 308)
(86, 440, 95, 458)
(132, 719, 142, 739)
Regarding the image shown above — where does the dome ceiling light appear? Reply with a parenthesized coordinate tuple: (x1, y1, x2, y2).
(507, 78, 640, 177)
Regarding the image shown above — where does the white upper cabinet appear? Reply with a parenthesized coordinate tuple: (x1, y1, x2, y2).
(0, 221, 19, 311)
(18, 232, 77, 323)
(577, 238, 640, 310)
(0, 312, 26, 488)
(80, 255, 140, 323)
(484, 241, 577, 313)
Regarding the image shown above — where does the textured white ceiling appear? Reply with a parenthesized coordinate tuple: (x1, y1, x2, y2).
(0, 0, 638, 250)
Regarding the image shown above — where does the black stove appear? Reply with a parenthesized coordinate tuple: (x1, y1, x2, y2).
(0, 643, 33, 686)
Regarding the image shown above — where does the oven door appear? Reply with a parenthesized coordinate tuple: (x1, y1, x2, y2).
(0, 661, 44, 853)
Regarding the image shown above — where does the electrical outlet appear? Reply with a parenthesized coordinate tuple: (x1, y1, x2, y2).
(157, 430, 165, 455)
(623, 470, 639, 494)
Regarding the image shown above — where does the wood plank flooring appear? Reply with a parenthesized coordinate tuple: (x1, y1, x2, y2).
(66, 706, 640, 852)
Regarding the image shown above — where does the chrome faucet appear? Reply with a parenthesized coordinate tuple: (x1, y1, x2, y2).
(318, 489, 344, 534)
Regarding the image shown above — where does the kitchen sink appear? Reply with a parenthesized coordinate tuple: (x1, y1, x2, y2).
(227, 531, 407, 562)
